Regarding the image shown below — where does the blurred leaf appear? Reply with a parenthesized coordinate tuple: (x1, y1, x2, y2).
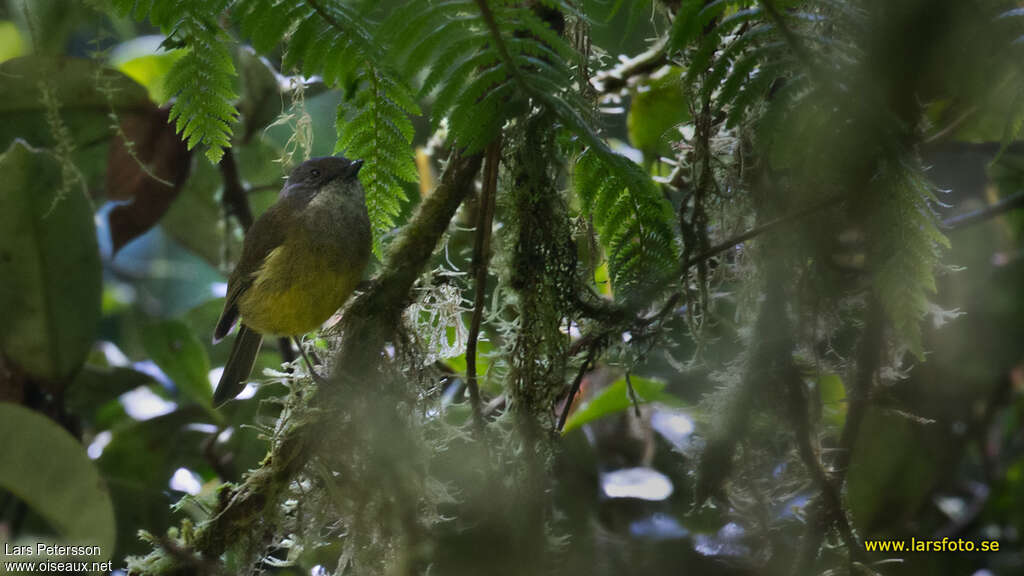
(110, 226, 225, 317)
(0, 140, 101, 381)
(160, 157, 232, 268)
(446, 340, 493, 381)
(939, 77, 1024, 145)
(0, 403, 115, 557)
(106, 106, 193, 252)
(162, 137, 282, 268)
(238, 46, 285, 142)
(593, 260, 612, 298)
(9, 0, 87, 55)
(110, 36, 186, 104)
(0, 56, 152, 192)
(847, 408, 940, 536)
(563, 376, 686, 434)
(0, 20, 25, 63)
(66, 365, 158, 422)
(818, 373, 846, 429)
(627, 69, 689, 157)
(97, 406, 211, 559)
(139, 319, 213, 409)
(0, 56, 152, 139)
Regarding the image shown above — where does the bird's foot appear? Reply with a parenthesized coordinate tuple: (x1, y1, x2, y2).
(293, 337, 330, 386)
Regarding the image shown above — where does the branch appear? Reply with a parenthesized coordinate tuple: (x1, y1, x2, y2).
(338, 152, 484, 348)
(943, 189, 1024, 231)
(683, 193, 847, 270)
(795, 298, 883, 575)
(466, 140, 501, 433)
(589, 38, 668, 94)
(786, 363, 861, 567)
(193, 151, 483, 562)
(556, 343, 599, 432)
(679, 186, 1024, 274)
(218, 148, 253, 230)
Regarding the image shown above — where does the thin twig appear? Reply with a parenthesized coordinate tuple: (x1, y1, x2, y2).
(787, 366, 862, 567)
(794, 297, 884, 575)
(679, 186, 1024, 275)
(218, 149, 253, 230)
(557, 343, 599, 432)
(943, 189, 1024, 231)
(683, 193, 847, 269)
(924, 106, 977, 144)
(624, 372, 641, 419)
(466, 138, 501, 434)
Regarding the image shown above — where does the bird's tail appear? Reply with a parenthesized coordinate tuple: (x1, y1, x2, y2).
(214, 324, 263, 406)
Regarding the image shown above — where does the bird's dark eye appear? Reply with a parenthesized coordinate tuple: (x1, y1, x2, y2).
(310, 168, 321, 178)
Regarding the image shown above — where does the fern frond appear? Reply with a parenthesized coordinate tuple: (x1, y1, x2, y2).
(869, 160, 950, 359)
(111, 0, 238, 163)
(387, 0, 588, 153)
(234, 0, 421, 253)
(574, 148, 680, 301)
(164, 21, 238, 162)
(334, 68, 421, 259)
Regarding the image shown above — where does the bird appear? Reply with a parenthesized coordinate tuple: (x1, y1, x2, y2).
(211, 156, 371, 406)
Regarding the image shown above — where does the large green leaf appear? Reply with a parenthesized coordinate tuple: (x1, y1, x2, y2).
(139, 319, 214, 410)
(161, 138, 281, 268)
(847, 408, 940, 535)
(110, 36, 186, 104)
(97, 406, 212, 559)
(818, 372, 847, 429)
(66, 365, 159, 426)
(0, 20, 26, 63)
(0, 57, 152, 192)
(562, 376, 686, 434)
(0, 403, 115, 557)
(627, 69, 690, 157)
(0, 140, 101, 380)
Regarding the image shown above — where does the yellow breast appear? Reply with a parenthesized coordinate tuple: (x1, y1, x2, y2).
(237, 243, 360, 337)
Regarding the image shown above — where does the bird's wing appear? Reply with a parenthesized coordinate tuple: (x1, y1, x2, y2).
(213, 198, 296, 342)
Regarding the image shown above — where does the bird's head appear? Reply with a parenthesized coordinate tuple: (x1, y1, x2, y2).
(282, 156, 365, 202)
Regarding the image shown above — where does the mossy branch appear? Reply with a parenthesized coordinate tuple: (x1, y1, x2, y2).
(181, 151, 483, 568)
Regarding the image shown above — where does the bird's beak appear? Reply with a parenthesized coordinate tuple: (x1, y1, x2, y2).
(350, 159, 364, 176)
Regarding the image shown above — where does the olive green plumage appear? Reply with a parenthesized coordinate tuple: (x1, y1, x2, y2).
(212, 156, 372, 406)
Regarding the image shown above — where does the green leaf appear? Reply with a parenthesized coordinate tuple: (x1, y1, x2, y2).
(97, 406, 213, 559)
(817, 372, 846, 429)
(0, 56, 151, 146)
(237, 46, 287, 141)
(0, 140, 101, 380)
(0, 403, 115, 557)
(335, 67, 420, 257)
(139, 319, 213, 409)
(562, 376, 686, 434)
(0, 56, 152, 191)
(668, 0, 709, 52)
(67, 365, 158, 424)
(110, 36, 186, 104)
(0, 20, 26, 63)
(573, 148, 680, 303)
(627, 68, 690, 156)
(847, 408, 939, 535)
